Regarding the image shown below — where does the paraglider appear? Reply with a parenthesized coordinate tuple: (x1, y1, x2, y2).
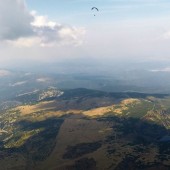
(91, 7, 99, 16)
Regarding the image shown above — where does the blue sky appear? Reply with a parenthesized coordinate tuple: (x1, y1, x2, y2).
(26, 0, 170, 23)
(1, 0, 170, 68)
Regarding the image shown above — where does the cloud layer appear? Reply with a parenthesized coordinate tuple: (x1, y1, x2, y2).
(0, 0, 33, 40)
(0, 0, 85, 47)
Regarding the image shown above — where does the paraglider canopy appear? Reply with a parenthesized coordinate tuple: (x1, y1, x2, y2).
(91, 7, 99, 11)
(91, 7, 99, 16)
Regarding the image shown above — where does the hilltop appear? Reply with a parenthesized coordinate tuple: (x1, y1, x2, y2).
(0, 88, 170, 169)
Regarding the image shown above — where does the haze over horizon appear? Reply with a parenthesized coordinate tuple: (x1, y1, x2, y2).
(1, 2, 170, 170)
(1, 0, 170, 73)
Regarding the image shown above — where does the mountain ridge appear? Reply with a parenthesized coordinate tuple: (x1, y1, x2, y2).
(0, 88, 170, 169)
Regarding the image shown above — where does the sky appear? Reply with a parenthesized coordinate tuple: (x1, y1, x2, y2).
(1, 0, 170, 70)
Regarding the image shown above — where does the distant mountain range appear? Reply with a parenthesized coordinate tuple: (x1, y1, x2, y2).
(1, 68, 170, 103)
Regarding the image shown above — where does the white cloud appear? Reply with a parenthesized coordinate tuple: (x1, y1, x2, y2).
(0, 0, 33, 40)
(0, 0, 86, 47)
(58, 27, 86, 46)
(7, 37, 41, 47)
(0, 70, 11, 77)
(31, 11, 57, 28)
(10, 81, 27, 87)
(30, 12, 86, 47)
(150, 67, 170, 72)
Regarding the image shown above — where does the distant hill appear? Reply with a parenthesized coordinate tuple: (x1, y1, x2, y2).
(1, 69, 170, 105)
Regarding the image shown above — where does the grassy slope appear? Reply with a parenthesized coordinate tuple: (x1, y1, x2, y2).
(0, 89, 170, 169)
